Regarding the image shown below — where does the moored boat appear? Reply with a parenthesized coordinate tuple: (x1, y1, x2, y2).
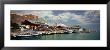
(17, 34, 32, 37)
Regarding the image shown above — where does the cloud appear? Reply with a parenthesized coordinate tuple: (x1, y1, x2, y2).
(84, 10, 100, 17)
(11, 10, 100, 25)
(56, 12, 91, 24)
(84, 10, 100, 24)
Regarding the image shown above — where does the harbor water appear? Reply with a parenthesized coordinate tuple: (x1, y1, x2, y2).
(11, 31, 100, 40)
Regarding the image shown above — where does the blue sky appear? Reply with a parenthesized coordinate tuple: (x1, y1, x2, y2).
(11, 10, 100, 29)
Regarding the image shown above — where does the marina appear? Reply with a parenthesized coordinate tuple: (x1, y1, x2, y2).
(11, 14, 94, 38)
(11, 32, 100, 40)
(11, 24, 96, 38)
(10, 10, 100, 40)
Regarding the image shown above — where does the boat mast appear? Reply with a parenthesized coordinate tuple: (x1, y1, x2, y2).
(59, 16, 62, 24)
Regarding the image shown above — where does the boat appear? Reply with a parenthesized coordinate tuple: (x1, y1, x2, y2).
(17, 34, 32, 37)
(32, 33, 39, 35)
(72, 30, 78, 33)
(16, 30, 36, 37)
(38, 32, 43, 34)
(78, 28, 90, 33)
(67, 30, 73, 33)
(16, 33, 32, 37)
(31, 31, 39, 36)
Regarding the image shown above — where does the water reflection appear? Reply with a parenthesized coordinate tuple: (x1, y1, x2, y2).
(11, 32, 100, 40)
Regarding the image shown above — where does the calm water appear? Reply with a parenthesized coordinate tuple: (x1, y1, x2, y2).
(11, 32, 100, 40)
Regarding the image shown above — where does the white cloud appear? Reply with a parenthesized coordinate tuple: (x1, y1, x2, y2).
(56, 12, 90, 24)
(71, 14, 86, 23)
(11, 10, 100, 25)
(85, 10, 100, 17)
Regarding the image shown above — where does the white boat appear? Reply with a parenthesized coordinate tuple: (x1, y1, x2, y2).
(32, 34, 39, 35)
(16, 30, 36, 37)
(32, 32, 39, 35)
(67, 30, 73, 33)
(79, 28, 83, 32)
(17, 34, 32, 36)
(78, 28, 90, 33)
(17, 32, 32, 37)
(37, 31, 45, 34)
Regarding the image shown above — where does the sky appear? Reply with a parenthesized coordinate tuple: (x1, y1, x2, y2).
(11, 10, 100, 30)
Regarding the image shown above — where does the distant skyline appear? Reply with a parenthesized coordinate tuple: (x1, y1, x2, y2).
(11, 10, 100, 27)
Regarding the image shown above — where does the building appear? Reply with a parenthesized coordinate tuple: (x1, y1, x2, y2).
(21, 20, 50, 31)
